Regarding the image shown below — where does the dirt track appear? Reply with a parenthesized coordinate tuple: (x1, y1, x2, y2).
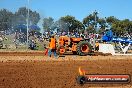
(0, 55, 132, 88)
(0, 51, 45, 56)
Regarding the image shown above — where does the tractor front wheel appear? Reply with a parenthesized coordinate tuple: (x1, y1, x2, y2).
(57, 46, 65, 55)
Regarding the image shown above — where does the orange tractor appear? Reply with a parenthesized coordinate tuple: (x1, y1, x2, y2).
(57, 36, 92, 56)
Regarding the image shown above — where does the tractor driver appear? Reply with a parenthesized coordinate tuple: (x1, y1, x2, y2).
(48, 34, 58, 59)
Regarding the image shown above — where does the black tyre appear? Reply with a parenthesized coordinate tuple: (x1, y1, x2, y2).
(72, 51, 77, 55)
(77, 41, 92, 56)
(76, 76, 86, 85)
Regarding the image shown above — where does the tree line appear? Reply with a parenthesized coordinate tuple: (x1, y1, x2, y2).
(0, 7, 40, 34)
(0, 7, 132, 36)
(43, 14, 132, 36)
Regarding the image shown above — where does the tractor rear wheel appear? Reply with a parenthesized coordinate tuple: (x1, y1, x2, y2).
(77, 41, 92, 56)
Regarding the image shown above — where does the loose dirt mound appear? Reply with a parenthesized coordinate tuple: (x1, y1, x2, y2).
(0, 56, 132, 88)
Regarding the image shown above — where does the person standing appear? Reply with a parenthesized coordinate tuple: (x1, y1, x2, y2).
(48, 35, 58, 59)
(95, 41, 99, 51)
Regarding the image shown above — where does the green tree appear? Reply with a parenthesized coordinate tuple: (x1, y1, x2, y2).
(121, 19, 132, 34)
(98, 18, 107, 34)
(10, 7, 40, 34)
(0, 9, 13, 31)
(83, 12, 99, 33)
(106, 16, 119, 24)
(13, 7, 40, 26)
(111, 19, 132, 36)
(105, 17, 132, 36)
(59, 15, 84, 32)
(42, 17, 54, 32)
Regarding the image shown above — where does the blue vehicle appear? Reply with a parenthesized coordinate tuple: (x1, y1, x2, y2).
(102, 29, 132, 44)
(102, 29, 132, 54)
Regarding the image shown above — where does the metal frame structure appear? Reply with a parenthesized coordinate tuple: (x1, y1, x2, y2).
(26, 0, 30, 48)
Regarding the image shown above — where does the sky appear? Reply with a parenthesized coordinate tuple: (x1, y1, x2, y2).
(0, 0, 132, 28)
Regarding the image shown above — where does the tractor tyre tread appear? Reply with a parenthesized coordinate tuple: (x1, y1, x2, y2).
(77, 41, 92, 56)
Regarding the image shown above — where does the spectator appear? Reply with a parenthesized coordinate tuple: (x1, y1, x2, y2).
(48, 34, 58, 59)
(95, 41, 99, 51)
